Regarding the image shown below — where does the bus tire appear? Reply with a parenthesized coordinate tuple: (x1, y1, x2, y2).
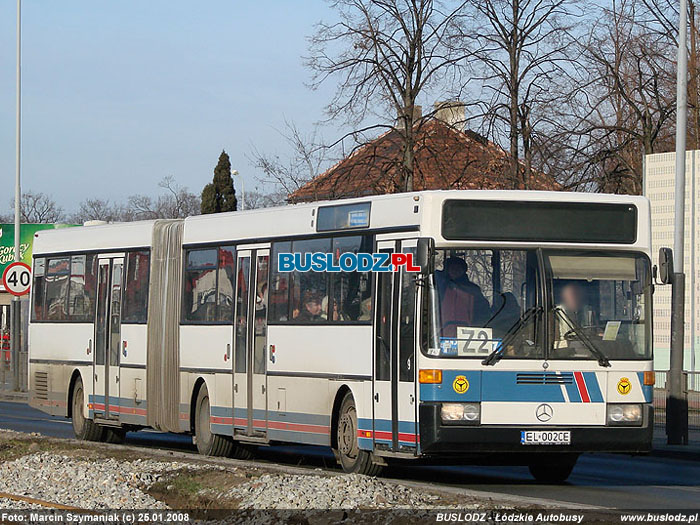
(194, 385, 233, 457)
(102, 427, 126, 444)
(229, 442, 255, 460)
(528, 454, 578, 483)
(71, 378, 104, 442)
(336, 392, 382, 476)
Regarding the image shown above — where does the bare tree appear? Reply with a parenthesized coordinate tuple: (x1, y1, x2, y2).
(249, 120, 329, 196)
(463, 0, 581, 188)
(306, 0, 469, 192)
(127, 177, 201, 220)
(243, 189, 288, 210)
(71, 198, 128, 224)
(559, 0, 676, 193)
(10, 191, 66, 224)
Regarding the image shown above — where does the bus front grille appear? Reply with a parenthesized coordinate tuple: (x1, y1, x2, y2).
(516, 372, 573, 385)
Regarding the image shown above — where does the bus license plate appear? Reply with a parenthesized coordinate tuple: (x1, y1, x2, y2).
(520, 430, 571, 445)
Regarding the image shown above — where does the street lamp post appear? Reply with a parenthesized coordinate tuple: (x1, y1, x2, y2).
(232, 170, 245, 211)
(10, 0, 22, 392)
(668, 0, 690, 445)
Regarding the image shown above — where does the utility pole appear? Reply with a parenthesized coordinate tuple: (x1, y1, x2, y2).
(10, 0, 22, 392)
(11, 0, 22, 392)
(668, 0, 690, 445)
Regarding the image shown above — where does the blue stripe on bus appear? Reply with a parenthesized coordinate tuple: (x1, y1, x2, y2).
(481, 372, 566, 402)
(637, 372, 653, 403)
(420, 370, 481, 402)
(582, 372, 604, 402)
(565, 380, 582, 402)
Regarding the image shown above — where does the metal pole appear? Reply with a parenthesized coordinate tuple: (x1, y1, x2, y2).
(10, 0, 22, 392)
(233, 170, 245, 210)
(668, 0, 690, 445)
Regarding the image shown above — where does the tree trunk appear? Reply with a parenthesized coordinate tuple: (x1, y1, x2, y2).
(690, 1, 700, 149)
(509, 0, 521, 189)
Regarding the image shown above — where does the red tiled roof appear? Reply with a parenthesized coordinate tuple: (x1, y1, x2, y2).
(288, 119, 561, 203)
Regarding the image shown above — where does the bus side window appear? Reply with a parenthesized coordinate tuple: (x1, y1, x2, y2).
(330, 235, 372, 322)
(32, 258, 46, 321)
(269, 241, 291, 322)
(123, 251, 150, 323)
(290, 238, 330, 322)
(45, 258, 70, 321)
(183, 249, 218, 323)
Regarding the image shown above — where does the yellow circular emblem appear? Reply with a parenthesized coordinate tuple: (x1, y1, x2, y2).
(617, 377, 631, 395)
(453, 375, 469, 394)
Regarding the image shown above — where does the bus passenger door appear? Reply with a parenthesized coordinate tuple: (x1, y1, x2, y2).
(93, 256, 123, 421)
(373, 242, 396, 450)
(373, 240, 418, 453)
(250, 250, 269, 437)
(233, 252, 251, 436)
(396, 241, 418, 453)
(233, 248, 269, 439)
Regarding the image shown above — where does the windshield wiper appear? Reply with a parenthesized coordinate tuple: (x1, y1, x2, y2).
(482, 305, 542, 366)
(554, 308, 611, 367)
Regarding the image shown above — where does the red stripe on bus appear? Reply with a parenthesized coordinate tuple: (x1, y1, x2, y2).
(267, 421, 330, 434)
(574, 371, 590, 403)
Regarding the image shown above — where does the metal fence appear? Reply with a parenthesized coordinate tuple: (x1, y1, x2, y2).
(654, 370, 700, 429)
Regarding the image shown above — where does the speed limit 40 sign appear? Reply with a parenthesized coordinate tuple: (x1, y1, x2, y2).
(2, 262, 32, 296)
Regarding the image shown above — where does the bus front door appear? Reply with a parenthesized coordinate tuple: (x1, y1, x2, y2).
(233, 249, 270, 439)
(373, 240, 418, 453)
(93, 256, 123, 421)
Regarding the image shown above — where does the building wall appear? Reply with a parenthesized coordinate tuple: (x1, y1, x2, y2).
(644, 151, 698, 373)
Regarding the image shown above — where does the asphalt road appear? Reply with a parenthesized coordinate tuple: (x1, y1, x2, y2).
(0, 401, 698, 510)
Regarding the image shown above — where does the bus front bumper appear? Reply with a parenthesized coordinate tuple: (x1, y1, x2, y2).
(418, 403, 653, 457)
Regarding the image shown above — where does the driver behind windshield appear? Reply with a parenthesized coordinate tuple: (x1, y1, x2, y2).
(436, 257, 491, 337)
(553, 281, 599, 349)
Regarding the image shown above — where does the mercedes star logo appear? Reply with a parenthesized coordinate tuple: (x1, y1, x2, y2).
(535, 403, 553, 422)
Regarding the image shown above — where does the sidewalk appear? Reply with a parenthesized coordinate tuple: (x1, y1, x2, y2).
(0, 388, 27, 402)
(651, 427, 700, 461)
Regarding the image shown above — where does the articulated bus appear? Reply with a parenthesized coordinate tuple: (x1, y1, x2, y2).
(28, 191, 655, 482)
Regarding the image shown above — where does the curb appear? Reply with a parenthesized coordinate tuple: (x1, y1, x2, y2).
(649, 445, 700, 462)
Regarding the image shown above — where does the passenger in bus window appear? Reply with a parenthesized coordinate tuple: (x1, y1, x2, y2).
(488, 292, 522, 338)
(297, 291, 324, 322)
(358, 296, 372, 321)
(436, 257, 490, 336)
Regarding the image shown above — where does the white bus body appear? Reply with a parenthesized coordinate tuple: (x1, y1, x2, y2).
(28, 190, 654, 481)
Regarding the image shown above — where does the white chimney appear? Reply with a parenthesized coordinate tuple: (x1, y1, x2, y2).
(433, 101, 466, 129)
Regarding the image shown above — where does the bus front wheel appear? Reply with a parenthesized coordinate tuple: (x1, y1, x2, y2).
(336, 392, 382, 476)
(194, 385, 233, 457)
(71, 377, 104, 442)
(528, 454, 578, 483)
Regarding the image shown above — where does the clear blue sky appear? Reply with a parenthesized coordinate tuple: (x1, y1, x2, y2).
(0, 1, 340, 213)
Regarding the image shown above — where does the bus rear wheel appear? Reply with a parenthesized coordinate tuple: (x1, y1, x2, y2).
(194, 385, 233, 457)
(71, 377, 104, 442)
(528, 454, 578, 483)
(336, 393, 382, 476)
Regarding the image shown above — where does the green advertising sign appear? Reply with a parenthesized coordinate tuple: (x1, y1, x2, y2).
(0, 224, 77, 281)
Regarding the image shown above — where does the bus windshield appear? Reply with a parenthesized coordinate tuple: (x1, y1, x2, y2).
(544, 251, 651, 361)
(422, 249, 652, 361)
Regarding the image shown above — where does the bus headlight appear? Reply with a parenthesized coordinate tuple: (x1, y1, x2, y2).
(607, 403, 643, 426)
(441, 403, 480, 424)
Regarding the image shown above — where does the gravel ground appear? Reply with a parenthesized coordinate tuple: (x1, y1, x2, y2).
(220, 473, 458, 509)
(0, 452, 197, 509)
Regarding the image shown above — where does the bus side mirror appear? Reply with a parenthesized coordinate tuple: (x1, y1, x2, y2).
(415, 238, 434, 275)
(658, 247, 674, 285)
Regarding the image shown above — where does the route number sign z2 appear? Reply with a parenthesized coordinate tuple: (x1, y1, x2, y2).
(2, 262, 32, 296)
